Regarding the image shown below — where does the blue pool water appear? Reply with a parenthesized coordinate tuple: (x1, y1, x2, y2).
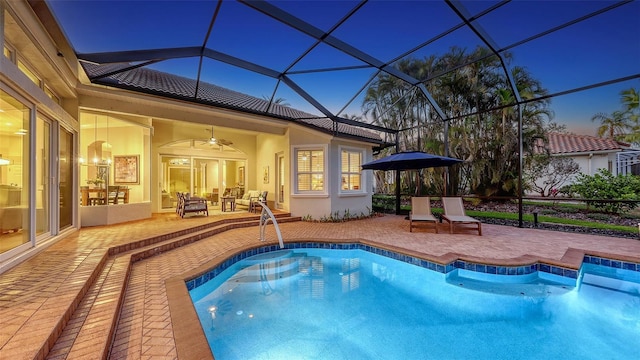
(189, 248, 640, 360)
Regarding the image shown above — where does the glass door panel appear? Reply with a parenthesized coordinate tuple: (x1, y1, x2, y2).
(161, 155, 191, 210)
(194, 158, 219, 204)
(222, 160, 245, 198)
(0, 89, 30, 253)
(36, 115, 50, 235)
(59, 127, 73, 230)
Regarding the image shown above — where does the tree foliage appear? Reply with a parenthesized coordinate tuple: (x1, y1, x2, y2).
(524, 154, 580, 196)
(362, 46, 555, 197)
(591, 86, 640, 147)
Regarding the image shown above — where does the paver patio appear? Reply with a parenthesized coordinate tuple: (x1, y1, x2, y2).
(1, 212, 639, 359)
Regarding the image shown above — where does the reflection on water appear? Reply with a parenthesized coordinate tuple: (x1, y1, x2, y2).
(190, 249, 640, 360)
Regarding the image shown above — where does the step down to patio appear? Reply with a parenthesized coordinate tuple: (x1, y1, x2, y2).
(43, 214, 300, 360)
(45, 255, 131, 360)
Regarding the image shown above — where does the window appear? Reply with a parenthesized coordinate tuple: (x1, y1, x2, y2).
(341, 149, 362, 191)
(44, 86, 60, 104)
(296, 148, 324, 192)
(3, 45, 13, 60)
(0, 88, 31, 252)
(17, 59, 41, 87)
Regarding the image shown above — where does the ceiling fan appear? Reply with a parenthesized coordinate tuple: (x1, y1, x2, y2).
(200, 126, 233, 148)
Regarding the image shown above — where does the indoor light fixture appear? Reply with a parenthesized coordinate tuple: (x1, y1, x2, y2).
(0, 154, 10, 165)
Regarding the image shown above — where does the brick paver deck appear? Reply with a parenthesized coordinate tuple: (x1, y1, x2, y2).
(1, 212, 639, 359)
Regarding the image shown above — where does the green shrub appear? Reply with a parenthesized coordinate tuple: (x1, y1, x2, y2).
(586, 213, 611, 221)
(620, 213, 640, 220)
(568, 169, 640, 214)
(372, 194, 396, 213)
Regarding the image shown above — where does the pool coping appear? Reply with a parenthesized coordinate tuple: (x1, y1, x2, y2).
(165, 238, 640, 360)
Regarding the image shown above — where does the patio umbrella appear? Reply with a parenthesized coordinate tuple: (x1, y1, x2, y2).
(361, 151, 463, 171)
(361, 151, 463, 214)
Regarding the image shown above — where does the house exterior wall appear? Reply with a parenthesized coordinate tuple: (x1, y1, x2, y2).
(1, 0, 379, 270)
(570, 152, 614, 177)
(255, 132, 289, 210)
(288, 126, 332, 218)
(328, 140, 373, 218)
(531, 151, 618, 196)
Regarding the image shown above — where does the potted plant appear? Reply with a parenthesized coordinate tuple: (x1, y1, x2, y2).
(86, 178, 105, 188)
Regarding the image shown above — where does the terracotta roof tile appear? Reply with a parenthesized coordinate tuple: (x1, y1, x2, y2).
(545, 132, 627, 154)
(80, 62, 384, 143)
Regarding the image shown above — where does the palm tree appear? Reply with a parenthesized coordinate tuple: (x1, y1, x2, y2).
(591, 110, 631, 141)
(261, 95, 290, 107)
(620, 87, 639, 115)
(362, 46, 553, 197)
(620, 87, 639, 145)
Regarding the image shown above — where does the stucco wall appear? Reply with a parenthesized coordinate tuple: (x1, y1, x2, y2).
(531, 152, 617, 195)
(287, 126, 374, 219)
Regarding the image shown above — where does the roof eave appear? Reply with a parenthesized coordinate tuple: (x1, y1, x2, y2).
(91, 78, 386, 145)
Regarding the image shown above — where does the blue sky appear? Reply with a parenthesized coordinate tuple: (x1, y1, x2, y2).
(47, 0, 640, 136)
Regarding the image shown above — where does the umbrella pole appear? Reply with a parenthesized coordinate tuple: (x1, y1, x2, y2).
(395, 169, 401, 215)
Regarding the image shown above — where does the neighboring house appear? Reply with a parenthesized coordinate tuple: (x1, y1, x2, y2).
(0, 2, 393, 269)
(532, 132, 640, 194)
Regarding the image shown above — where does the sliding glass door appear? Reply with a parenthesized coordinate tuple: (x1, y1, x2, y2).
(160, 155, 243, 210)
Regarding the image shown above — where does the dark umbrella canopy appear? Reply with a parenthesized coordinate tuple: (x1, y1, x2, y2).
(361, 151, 463, 171)
(362, 151, 463, 215)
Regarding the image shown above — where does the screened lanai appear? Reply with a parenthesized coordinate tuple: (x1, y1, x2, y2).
(46, 0, 639, 129)
(46, 0, 640, 220)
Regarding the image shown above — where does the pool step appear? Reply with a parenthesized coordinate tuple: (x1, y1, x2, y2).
(236, 251, 306, 282)
(581, 273, 640, 295)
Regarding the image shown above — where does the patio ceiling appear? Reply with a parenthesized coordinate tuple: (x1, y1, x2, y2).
(44, 0, 640, 137)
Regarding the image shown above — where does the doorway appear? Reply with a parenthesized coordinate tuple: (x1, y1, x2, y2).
(160, 155, 245, 211)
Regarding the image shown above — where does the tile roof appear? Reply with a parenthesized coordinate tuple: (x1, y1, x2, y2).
(80, 62, 386, 143)
(543, 132, 629, 154)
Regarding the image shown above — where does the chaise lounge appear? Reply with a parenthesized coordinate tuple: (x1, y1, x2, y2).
(441, 197, 482, 235)
(409, 197, 438, 233)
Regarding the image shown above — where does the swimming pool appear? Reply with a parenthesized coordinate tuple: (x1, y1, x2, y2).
(189, 244, 640, 359)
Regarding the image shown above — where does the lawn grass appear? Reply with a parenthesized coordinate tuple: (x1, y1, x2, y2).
(424, 207, 638, 234)
(388, 196, 639, 234)
(465, 210, 638, 234)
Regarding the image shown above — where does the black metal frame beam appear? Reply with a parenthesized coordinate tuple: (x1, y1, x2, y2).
(239, 0, 448, 121)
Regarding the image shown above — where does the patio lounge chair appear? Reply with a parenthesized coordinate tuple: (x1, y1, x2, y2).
(442, 197, 482, 235)
(409, 197, 438, 233)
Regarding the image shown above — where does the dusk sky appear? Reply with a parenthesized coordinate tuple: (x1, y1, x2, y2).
(47, 0, 640, 136)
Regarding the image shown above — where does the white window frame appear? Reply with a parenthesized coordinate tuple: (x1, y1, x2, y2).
(339, 146, 365, 195)
(292, 145, 328, 196)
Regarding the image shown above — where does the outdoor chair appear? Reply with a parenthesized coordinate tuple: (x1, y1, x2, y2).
(250, 190, 268, 213)
(441, 197, 482, 236)
(176, 192, 208, 218)
(409, 197, 438, 233)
